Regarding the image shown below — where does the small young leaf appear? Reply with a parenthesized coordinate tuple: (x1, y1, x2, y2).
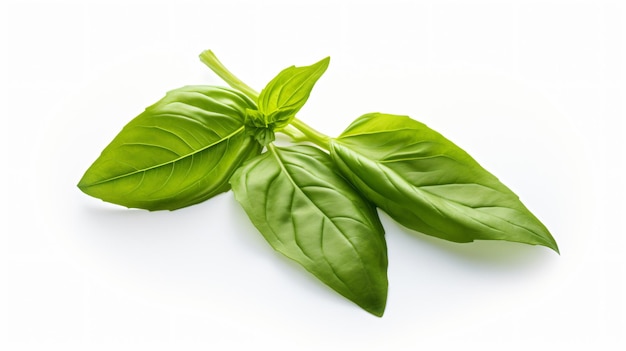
(78, 86, 262, 210)
(244, 108, 276, 146)
(330, 113, 559, 252)
(256, 57, 330, 129)
(230, 144, 388, 316)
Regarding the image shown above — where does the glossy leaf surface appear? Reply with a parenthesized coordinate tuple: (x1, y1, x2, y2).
(330, 113, 558, 252)
(78, 86, 262, 210)
(255, 57, 330, 128)
(230, 145, 388, 316)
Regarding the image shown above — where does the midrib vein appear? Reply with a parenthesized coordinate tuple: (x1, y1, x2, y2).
(86, 126, 244, 186)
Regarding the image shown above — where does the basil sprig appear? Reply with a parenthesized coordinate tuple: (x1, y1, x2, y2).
(78, 49, 559, 316)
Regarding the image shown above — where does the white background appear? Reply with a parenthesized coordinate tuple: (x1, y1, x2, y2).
(1, 0, 624, 349)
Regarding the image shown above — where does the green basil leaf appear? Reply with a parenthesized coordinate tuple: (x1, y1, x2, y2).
(256, 57, 330, 128)
(78, 86, 262, 211)
(330, 113, 559, 253)
(230, 144, 388, 316)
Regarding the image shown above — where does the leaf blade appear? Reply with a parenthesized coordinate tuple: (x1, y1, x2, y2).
(78, 86, 262, 210)
(257, 57, 330, 126)
(330, 113, 558, 252)
(230, 145, 388, 316)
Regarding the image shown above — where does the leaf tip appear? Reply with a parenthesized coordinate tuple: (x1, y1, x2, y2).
(359, 286, 388, 317)
(363, 299, 387, 317)
(549, 241, 560, 255)
(316, 56, 330, 71)
(76, 174, 92, 194)
(539, 232, 560, 255)
(369, 307, 386, 318)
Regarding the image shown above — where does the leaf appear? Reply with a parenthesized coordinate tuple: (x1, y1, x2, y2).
(230, 144, 388, 316)
(330, 113, 559, 252)
(256, 57, 330, 129)
(78, 86, 262, 211)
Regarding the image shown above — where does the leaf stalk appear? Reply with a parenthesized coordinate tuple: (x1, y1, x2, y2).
(291, 118, 331, 150)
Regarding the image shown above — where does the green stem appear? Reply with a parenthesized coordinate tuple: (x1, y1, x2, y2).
(199, 50, 259, 101)
(281, 125, 307, 142)
(291, 118, 331, 150)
